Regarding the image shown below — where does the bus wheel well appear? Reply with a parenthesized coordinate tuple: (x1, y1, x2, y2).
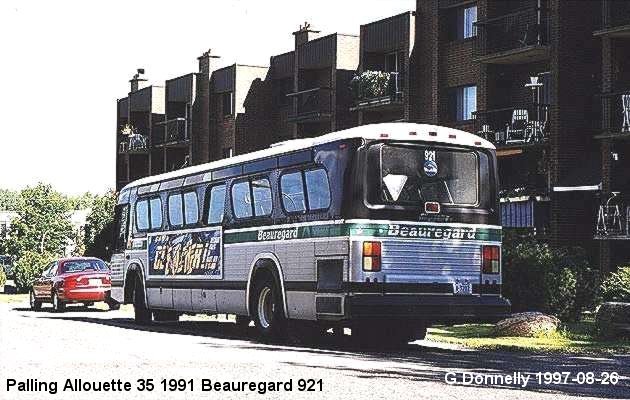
(124, 266, 143, 304)
(248, 259, 285, 317)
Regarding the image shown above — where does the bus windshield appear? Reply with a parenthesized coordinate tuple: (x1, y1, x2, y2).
(367, 143, 489, 208)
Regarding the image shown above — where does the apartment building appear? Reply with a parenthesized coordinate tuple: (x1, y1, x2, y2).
(594, 0, 630, 272)
(414, 0, 603, 253)
(114, 1, 626, 270)
(115, 54, 270, 190)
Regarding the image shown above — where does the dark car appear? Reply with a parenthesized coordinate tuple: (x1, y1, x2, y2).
(29, 257, 119, 312)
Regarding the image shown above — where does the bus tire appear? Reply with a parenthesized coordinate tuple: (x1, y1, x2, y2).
(133, 277, 152, 325)
(235, 315, 251, 329)
(251, 274, 287, 340)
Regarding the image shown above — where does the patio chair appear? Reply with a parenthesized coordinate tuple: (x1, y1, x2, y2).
(505, 109, 529, 144)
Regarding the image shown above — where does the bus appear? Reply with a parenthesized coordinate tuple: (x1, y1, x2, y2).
(109, 123, 510, 345)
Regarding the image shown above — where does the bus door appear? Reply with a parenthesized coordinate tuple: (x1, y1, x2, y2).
(110, 203, 129, 303)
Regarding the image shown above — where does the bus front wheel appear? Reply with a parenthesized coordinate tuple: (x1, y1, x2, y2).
(251, 274, 287, 340)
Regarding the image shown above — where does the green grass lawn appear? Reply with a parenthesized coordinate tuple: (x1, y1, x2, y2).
(427, 320, 630, 354)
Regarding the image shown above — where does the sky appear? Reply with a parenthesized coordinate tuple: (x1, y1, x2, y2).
(0, 0, 415, 195)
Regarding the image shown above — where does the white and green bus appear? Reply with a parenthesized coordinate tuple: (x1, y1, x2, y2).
(110, 123, 510, 344)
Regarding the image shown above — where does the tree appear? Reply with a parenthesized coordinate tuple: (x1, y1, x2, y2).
(0, 189, 20, 211)
(3, 184, 74, 259)
(83, 190, 117, 260)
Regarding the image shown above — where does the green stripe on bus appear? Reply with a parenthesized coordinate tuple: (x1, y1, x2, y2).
(223, 223, 501, 244)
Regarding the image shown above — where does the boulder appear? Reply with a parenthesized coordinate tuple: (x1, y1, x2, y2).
(493, 312, 560, 337)
(595, 302, 630, 340)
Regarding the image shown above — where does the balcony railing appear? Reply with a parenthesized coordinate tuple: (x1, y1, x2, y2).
(598, 90, 630, 138)
(473, 104, 550, 146)
(287, 87, 333, 123)
(474, 5, 550, 63)
(595, 193, 630, 240)
(351, 71, 403, 110)
(166, 118, 189, 143)
(119, 134, 148, 154)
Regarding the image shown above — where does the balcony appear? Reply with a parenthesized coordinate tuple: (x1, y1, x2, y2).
(594, 1, 630, 38)
(287, 87, 333, 123)
(119, 134, 148, 154)
(155, 118, 189, 147)
(595, 193, 630, 240)
(473, 103, 550, 150)
(596, 90, 630, 140)
(350, 71, 404, 111)
(474, 5, 550, 64)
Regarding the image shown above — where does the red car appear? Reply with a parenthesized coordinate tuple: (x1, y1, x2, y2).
(29, 257, 119, 312)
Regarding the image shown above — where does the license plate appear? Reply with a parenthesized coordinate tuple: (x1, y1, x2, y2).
(89, 279, 101, 287)
(454, 279, 472, 295)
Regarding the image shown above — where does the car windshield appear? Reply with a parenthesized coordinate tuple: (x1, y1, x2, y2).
(61, 260, 108, 274)
(368, 143, 485, 207)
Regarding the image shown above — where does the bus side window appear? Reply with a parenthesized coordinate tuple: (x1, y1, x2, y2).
(252, 178, 272, 217)
(136, 200, 149, 231)
(305, 169, 331, 211)
(149, 198, 163, 230)
(184, 191, 199, 225)
(232, 181, 253, 219)
(206, 184, 226, 225)
(114, 204, 129, 252)
(280, 172, 306, 213)
(168, 194, 184, 227)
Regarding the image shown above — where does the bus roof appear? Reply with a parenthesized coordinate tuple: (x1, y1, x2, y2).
(122, 123, 494, 191)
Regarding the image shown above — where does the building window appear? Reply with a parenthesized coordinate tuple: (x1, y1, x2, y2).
(448, 85, 477, 121)
(223, 147, 233, 158)
(222, 92, 233, 116)
(449, 5, 477, 41)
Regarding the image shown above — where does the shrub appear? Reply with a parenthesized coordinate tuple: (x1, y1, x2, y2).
(601, 267, 630, 303)
(13, 251, 55, 293)
(350, 71, 392, 99)
(501, 231, 599, 321)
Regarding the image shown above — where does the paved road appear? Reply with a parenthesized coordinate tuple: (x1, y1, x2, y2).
(0, 299, 628, 400)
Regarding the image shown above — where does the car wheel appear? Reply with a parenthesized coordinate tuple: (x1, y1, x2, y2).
(52, 291, 65, 313)
(133, 277, 152, 325)
(29, 290, 42, 311)
(252, 274, 287, 340)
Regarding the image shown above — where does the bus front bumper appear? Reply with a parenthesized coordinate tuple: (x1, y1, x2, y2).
(347, 294, 511, 323)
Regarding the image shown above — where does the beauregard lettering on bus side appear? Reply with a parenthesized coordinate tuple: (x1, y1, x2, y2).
(257, 227, 300, 241)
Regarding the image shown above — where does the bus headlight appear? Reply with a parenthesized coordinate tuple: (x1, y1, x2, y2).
(362, 241, 382, 272)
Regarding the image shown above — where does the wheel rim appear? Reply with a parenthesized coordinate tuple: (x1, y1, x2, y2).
(53, 293, 58, 309)
(30, 291, 34, 307)
(257, 287, 274, 329)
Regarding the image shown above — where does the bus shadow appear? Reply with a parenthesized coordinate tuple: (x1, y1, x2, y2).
(32, 314, 630, 399)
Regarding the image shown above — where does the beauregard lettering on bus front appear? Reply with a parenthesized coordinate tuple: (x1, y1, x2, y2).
(257, 227, 299, 241)
(387, 224, 477, 240)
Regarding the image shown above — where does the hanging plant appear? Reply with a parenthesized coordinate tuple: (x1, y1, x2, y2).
(350, 70, 392, 100)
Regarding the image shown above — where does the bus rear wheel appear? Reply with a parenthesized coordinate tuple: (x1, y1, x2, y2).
(133, 278, 152, 325)
(252, 274, 287, 340)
